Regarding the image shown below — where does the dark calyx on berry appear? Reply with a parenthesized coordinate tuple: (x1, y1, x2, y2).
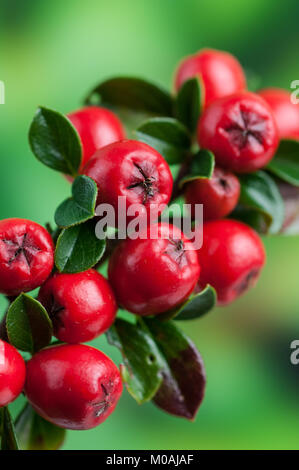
(224, 109, 266, 150)
(127, 163, 156, 204)
(2, 233, 40, 268)
(165, 238, 186, 265)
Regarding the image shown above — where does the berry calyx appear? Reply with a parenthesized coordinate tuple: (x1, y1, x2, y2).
(38, 269, 117, 344)
(174, 48, 247, 108)
(196, 219, 265, 305)
(0, 218, 54, 296)
(185, 167, 240, 220)
(197, 91, 279, 173)
(108, 222, 200, 315)
(258, 88, 299, 140)
(83, 140, 173, 225)
(0, 340, 26, 407)
(24, 344, 122, 430)
(67, 106, 125, 172)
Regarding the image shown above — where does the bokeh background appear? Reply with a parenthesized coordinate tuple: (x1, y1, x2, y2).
(1, 0, 299, 450)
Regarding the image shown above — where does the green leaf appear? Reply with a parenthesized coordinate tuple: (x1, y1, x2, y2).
(267, 139, 299, 186)
(1, 407, 19, 450)
(107, 317, 206, 419)
(230, 205, 269, 234)
(6, 294, 52, 354)
(144, 318, 206, 420)
(29, 106, 82, 176)
(238, 170, 284, 234)
(15, 403, 65, 450)
(85, 77, 173, 116)
(106, 318, 164, 404)
(55, 219, 106, 273)
(55, 175, 98, 228)
(180, 149, 215, 187)
(135, 118, 191, 164)
(175, 77, 203, 132)
(159, 285, 217, 321)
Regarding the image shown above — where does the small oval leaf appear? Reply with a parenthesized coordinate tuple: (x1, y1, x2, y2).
(55, 175, 98, 228)
(15, 403, 65, 451)
(135, 117, 191, 164)
(159, 285, 216, 322)
(85, 77, 173, 116)
(144, 318, 206, 420)
(267, 139, 299, 186)
(180, 149, 215, 188)
(106, 318, 163, 404)
(175, 77, 204, 132)
(29, 106, 82, 176)
(55, 219, 106, 273)
(6, 294, 53, 354)
(1, 407, 19, 450)
(238, 170, 284, 234)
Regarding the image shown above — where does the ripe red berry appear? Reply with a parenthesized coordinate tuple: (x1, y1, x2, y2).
(196, 219, 265, 305)
(197, 92, 279, 173)
(67, 106, 125, 171)
(24, 344, 122, 430)
(83, 140, 173, 225)
(0, 340, 26, 407)
(258, 88, 299, 140)
(185, 167, 240, 220)
(0, 218, 54, 296)
(174, 48, 246, 108)
(38, 269, 117, 344)
(108, 222, 200, 316)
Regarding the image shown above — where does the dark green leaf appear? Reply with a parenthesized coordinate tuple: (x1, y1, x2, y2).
(106, 318, 164, 404)
(107, 317, 206, 419)
(85, 77, 173, 116)
(135, 118, 191, 164)
(180, 149, 215, 187)
(55, 219, 106, 273)
(29, 106, 82, 176)
(15, 403, 65, 450)
(6, 294, 52, 354)
(1, 407, 19, 450)
(55, 175, 98, 228)
(230, 205, 269, 234)
(175, 77, 203, 132)
(267, 139, 299, 186)
(238, 171, 284, 234)
(159, 285, 216, 321)
(144, 318, 206, 420)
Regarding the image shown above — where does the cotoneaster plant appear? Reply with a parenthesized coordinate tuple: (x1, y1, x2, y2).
(1, 48, 299, 450)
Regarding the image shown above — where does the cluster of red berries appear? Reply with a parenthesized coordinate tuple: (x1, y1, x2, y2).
(1, 48, 296, 436)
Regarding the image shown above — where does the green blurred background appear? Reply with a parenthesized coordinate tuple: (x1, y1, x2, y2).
(1, 0, 299, 450)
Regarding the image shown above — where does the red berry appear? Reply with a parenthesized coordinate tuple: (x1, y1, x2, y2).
(83, 140, 173, 225)
(24, 344, 122, 430)
(185, 167, 240, 220)
(174, 48, 246, 108)
(196, 219, 265, 305)
(0, 340, 26, 407)
(0, 218, 54, 296)
(258, 88, 299, 140)
(108, 222, 200, 315)
(67, 106, 125, 171)
(38, 269, 117, 344)
(197, 91, 279, 173)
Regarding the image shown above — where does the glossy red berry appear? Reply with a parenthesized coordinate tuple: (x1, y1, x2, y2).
(108, 222, 200, 316)
(24, 344, 122, 430)
(174, 48, 246, 108)
(83, 140, 173, 225)
(196, 219, 265, 305)
(0, 218, 54, 296)
(197, 92, 279, 173)
(67, 106, 125, 171)
(185, 167, 240, 220)
(258, 88, 299, 140)
(0, 340, 26, 407)
(38, 269, 117, 344)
